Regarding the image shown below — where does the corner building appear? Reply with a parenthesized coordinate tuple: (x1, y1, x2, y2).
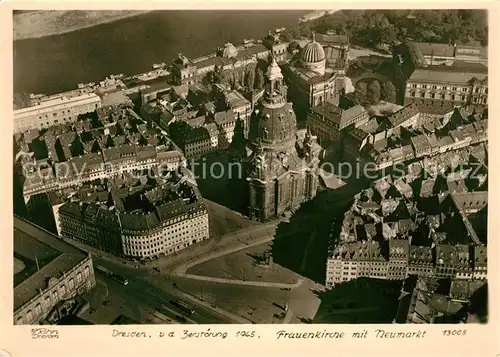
(243, 57, 321, 222)
(58, 179, 209, 260)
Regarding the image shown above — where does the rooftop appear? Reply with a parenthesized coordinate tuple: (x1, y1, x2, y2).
(408, 63, 488, 85)
(410, 42, 455, 58)
(13, 216, 88, 311)
(311, 102, 367, 127)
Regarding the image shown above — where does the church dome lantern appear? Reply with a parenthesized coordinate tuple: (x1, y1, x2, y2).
(248, 56, 296, 147)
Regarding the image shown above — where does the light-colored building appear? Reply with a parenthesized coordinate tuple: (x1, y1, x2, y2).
(308, 102, 369, 143)
(22, 144, 186, 200)
(409, 41, 487, 66)
(14, 216, 96, 325)
(262, 31, 289, 63)
(404, 65, 488, 108)
(14, 93, 102, 133)
(239, 57, 321, 222)
(285, 33, 348, 111)
(58, 179, 209, 260)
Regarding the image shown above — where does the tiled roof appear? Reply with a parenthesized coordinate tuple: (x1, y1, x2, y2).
(411, 42, 455, 58)
(408, 64, 488, 85)
(13, 217, 88, 311)
(388, 103, 419, 127)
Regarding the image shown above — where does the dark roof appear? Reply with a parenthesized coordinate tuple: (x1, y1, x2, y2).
(315, 33, 349, 45)
(14, 217, 88, 311)
(408, 62, 488, 85)
(411, 42, 455, 58)
(388, 103, 419, 127)
(311, 102, 367, 127)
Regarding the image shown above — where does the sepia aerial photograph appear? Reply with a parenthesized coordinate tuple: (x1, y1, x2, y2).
(13, 9, 488, 326)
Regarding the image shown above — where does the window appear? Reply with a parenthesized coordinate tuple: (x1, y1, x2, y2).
(52, 290, 59, 302)
(16, 316, 23, 325)
(69, 278, 75, 290)
(35, 303, 42, 316)
(44, 296, 51, 307)
(420, 92, 425, 98)
(76, 272, 82, 284)
(26, 310, 33, 322)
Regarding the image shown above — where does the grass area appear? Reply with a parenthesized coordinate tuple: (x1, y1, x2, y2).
(206, 199, 258, 238)
(187, 242, 299, 284)
(313, 278, 402, 323)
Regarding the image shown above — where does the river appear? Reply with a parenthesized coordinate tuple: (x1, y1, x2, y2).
(14, 10, 308, 95)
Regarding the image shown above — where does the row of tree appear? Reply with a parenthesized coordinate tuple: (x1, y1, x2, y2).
(354, 79, 397, 106)
(288, 10, 488, 48)
(202, 62, 267, 92)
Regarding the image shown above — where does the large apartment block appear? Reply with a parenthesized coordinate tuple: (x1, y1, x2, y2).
(58, 178, 210, 261)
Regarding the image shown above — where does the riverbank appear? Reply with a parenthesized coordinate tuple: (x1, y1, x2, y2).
(13, 10, 152, 41)
(14, 10, 307, 94)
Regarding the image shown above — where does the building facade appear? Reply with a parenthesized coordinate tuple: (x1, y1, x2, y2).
(307, 102, 369, 146)
(242, 56, 321, 222)
(14, 216, 96, 325)
(58, 179, 210, 260)
(284, 33, 347, 113)
(14, 93, 102, 134)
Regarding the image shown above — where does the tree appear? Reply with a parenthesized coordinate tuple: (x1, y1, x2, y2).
(354, 81, 368, 104)
(202, 71, 214, 85)
(367, 80, 381, 105)
(245, 66, 255, 90)
(281, 31, 293, 42)
(381, 81, 397, 103)
(254, 68, 265, 90)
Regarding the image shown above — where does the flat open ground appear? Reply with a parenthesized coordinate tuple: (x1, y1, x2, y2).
(169, 274, 322, 324)
(205, 199, 258, 239)
(187, 242, 299, 284)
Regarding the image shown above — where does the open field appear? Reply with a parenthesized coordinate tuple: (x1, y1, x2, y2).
(187, 242, 299, 284)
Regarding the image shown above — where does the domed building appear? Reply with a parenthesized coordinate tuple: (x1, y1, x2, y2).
(301, 38, 326, 75)
(231, 56, 321, 222)
(284, 32, 348, 115)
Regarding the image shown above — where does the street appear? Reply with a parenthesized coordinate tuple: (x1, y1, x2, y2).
(83, 271, 237, 324)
